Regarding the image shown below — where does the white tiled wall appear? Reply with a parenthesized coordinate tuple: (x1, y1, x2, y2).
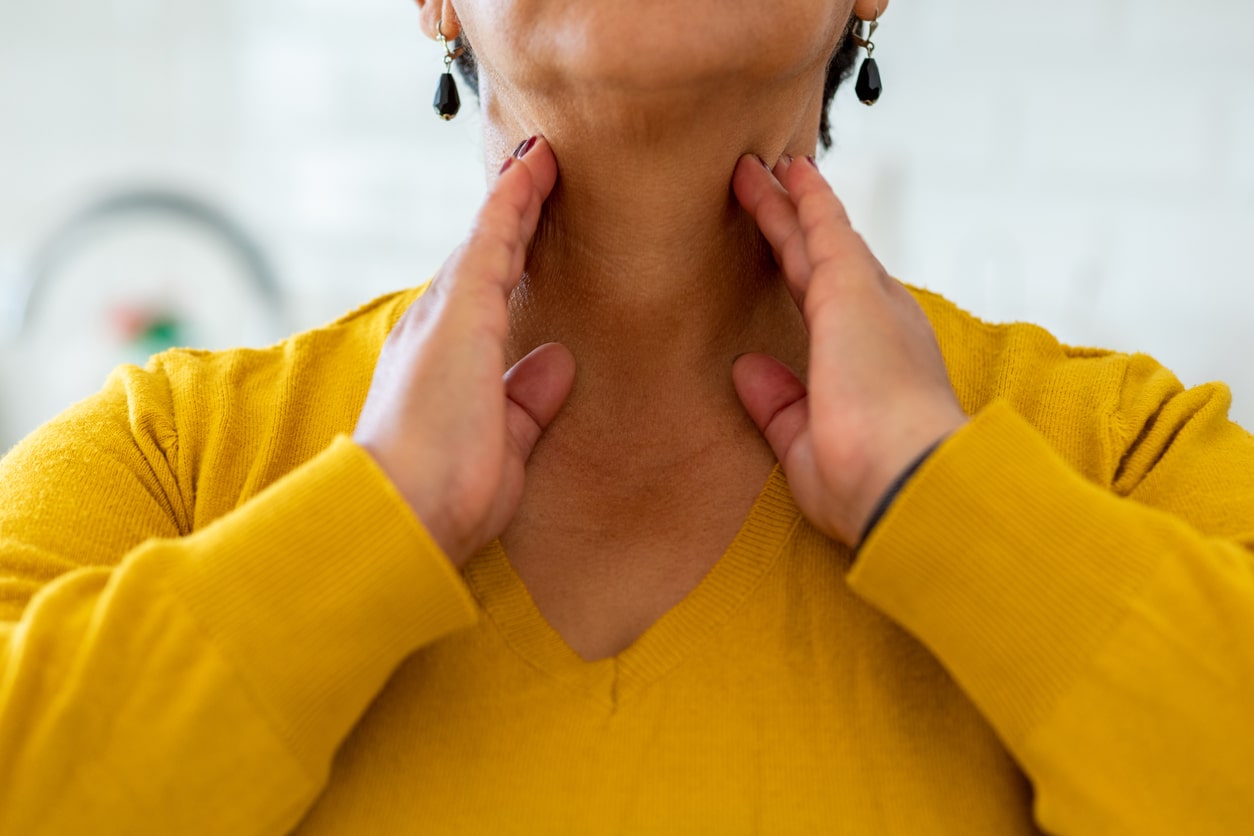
(1, 0, 1252, 449)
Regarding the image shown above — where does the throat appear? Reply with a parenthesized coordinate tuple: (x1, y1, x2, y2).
(503, 132, 805, 377)
(488, 122, 814, 662)
(499, 434, 783, 662)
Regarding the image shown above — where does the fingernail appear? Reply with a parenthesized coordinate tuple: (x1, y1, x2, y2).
(514, 135, 538, 159)
(805, 155, 819, 169)
(783, 154, 795, 165)
(755, 154, 771, 171)
(499, 157, 514, 175)
(510, 137, 530, 157)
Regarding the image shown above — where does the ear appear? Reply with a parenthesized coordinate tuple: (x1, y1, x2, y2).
(852, 0, 890, 20)
(414, 0, 462, 41)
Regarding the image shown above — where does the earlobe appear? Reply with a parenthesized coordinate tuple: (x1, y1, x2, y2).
(416, 0, 462, 41)
(853, 0, 890, 20)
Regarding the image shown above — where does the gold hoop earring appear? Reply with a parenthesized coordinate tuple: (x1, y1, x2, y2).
(433, 17, 463, 120)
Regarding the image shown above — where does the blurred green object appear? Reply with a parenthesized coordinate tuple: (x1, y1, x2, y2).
(110, 305, 188, 354)
(137, 314, 184, 352)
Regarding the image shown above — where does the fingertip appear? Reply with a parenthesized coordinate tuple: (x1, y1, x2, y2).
(732, 352, 803, 403)
(493, 134, 557, 198)
(505, 341, 577, 430)
(516, 134, 558, 200)
(732, 351, 802, 389)
(734, 153, 769, 184)
(784, 159, 852, 231)
(772, 154, 793, 182)
(535, 339, 576, 383)
(786, 152, 832, 193)
(732, 154, 767, 207)
(780, 155, 804, 189)
(731, 351, 808, 438)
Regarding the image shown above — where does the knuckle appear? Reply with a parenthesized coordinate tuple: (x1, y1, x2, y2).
(781, 225, 806, 251)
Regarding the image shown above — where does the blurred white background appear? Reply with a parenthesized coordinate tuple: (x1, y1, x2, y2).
(1, 0, 1252, 450)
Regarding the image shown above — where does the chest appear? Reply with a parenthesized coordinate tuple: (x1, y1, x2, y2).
(296, 531, 1042, 836)
(491, 428, 782, 661)
(499, 461, 775, 661)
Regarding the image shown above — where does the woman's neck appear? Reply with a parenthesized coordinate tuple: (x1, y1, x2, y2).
(483, 85, 822, 464)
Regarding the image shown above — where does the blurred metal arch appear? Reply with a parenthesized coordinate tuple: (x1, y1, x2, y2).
(10, 187, 285, 339)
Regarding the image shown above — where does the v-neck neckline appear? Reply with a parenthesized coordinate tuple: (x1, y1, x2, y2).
(461, 463, 802, 708)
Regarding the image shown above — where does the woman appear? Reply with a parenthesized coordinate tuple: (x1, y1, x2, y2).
(0, 0, 1250, 833)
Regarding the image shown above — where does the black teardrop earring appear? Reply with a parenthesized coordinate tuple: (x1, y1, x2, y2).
(433, 17, 462, 120)
(853, 9, 883, 106)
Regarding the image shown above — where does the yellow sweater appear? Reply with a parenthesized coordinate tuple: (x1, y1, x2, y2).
(1, 283, 1252, 836)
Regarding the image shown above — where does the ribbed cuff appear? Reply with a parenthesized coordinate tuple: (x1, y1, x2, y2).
(856, 435, 947, 551)
(846, 399, 1165, 748)
(164, 435, 479, 772)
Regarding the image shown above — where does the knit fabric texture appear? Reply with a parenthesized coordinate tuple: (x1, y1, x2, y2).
(1, 283, 1252, 835)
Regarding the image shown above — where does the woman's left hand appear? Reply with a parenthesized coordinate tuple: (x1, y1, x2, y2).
(730, 154, 969, 548)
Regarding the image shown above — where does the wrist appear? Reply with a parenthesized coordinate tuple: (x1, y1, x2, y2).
(401, 489, 471, 571)
(856, 432, 950, 551)
(351, 437, 469, 570)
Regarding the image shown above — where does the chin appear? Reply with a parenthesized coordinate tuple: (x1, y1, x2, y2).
(467, 0, 843, 94)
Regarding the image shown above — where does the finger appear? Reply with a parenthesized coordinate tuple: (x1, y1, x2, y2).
(732, 158, 782, 266)
(503, 342, 576, 462)
(506, 136, 558, 275)
(512, 135, 558, 210)
(771, 154, 793, 182)
(450, 137, 559, 301)
(780, 159, 884, 315)
(731, 352, 809, 465)
(731, 156, 813, 308)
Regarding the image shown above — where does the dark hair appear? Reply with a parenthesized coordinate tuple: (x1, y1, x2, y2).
(451, 14, 862, 152)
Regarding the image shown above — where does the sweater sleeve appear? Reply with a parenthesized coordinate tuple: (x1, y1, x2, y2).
(845, 354, 1254, 836)
(0, 361, 479, 836)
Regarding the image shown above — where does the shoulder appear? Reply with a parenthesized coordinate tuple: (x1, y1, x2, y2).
(899, 281, 1242, 487)
(902, 280, 1130, 400)
(156, 282, 427, 387)
(112, 283, 429, 521)
(155, 282, 428, 405)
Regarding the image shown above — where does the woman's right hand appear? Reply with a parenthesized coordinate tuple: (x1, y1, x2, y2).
(353, 136, 574, 569)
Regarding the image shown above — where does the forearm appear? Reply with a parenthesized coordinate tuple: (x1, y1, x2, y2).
(848, 400, 1254, 835)
(0, 436, 478, 836)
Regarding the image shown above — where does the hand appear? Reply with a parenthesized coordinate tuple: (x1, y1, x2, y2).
(730, 154, 968, 548)
(353, 136, 574, 569)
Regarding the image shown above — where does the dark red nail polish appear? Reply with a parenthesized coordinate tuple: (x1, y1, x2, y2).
(499, 157, 514, 175)
(514, 135, 538, 159)
(806, 155, 819, 169)
(510, 137, 530, 157)
(755, 154, 771, 171)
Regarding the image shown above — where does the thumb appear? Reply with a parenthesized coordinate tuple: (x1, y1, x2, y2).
(504, 342, 576, 460)
(732, 352, 809, 464)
